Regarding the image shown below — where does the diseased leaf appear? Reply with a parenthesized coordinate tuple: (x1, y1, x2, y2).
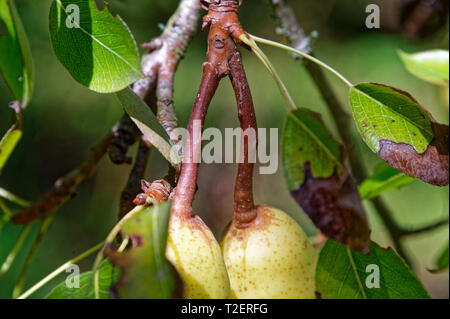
(350, 83, 449, 186)
(117, 88, 176, 166)
(399, 49, 449, 86)
(359, 162, 416, 200)
(282, 108, 370, 252)
(0, 123, 22, 174)
(0, 0, 34, 106)
(316, 240, 431, 299)
(49, 0, 142, 93)
(106, 201, 177, 299)
(46, 260, 120, 299)
(430, 242, 449, 274)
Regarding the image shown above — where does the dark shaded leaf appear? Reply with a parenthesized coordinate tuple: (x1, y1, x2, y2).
(49, 0, 142, 93)
(106, 201, 177, 299)
(282, 108, 370, 252)
(350, 83, 449, 186)
(0, 0, 33, 106)
(46, 260, 120, 299)
(359, 162, 416, 200)
(398, 49, 449, 87)
(316, 240, 430, 299)
(430, 241, 449, 274)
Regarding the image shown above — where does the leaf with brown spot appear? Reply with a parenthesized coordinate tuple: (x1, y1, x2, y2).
(106, 201, 178, 299)
(349, 83, 449, 186)
(282, 108, 370, 252)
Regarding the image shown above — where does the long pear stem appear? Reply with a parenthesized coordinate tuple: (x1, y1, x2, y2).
(229, 51, 258, 226)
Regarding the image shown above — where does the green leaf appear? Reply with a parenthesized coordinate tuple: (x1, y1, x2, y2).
(349, 83, 434, 154)
(46, 260, 120, 299)
(0, 124, 22, 174)
(399, 49, 449, 87)
(116, 88, 176, 166)
(282, 108, 370, 252)
(106, 201, 177, 299)
(282, 108, 343, 191)
(430, 242, 449, 274)
(0, 0, 34, 106)
(359, 162, 417, 200)
(316, 240, 430, 299)
(49, 0, 142, 93)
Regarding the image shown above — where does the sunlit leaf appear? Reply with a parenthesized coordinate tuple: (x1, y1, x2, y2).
(0, 124, 22, 174)
(0, 0, 33, 106)
(350, 83, 448, 186)
(116, 88, 176, 166)
(316, 240, 431, 299)
(49, 0, 143, 93)
(359, 162, 416, 200)
(106, 201, 177, 299)
(46, 260, 120, 299)
(282, 108, 370, 252)
(399, 49, 449, 87)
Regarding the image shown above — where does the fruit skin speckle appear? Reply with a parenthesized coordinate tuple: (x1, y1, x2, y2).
(166, 213, 231, 299)
(221, 205, 318, 299)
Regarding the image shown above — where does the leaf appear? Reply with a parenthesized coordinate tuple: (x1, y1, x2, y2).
(282, 108, 370, 252)
(359, 162, 417, 200)
(106, 201, 177, 299)
(316, 240, 431, 299)
(399, 49, 449, 87)
(46, 260, 120, 299)
(0, 123, 22, 174)
(0, 0, 33, 106)
(350, 83, 449, 186)
(49, 0, 142, 93)
(283, 108, 344, 190)
(116, 88, 177, 166)
(430, 242, 449, 274)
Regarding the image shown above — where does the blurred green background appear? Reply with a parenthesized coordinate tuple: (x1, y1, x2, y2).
(0, 0, 448, 298)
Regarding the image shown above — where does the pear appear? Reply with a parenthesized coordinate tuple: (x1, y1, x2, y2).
(166, 213, 231, 299)
(221, 205, 317, 299)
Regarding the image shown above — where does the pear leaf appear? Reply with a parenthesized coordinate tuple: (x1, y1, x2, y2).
(106, 201, 177, 299)
(399, 49, 449, 87)
(46, 260, 120, 299)
(116, 88, 177, 166)
(359, 162, 416, 200)
(49, 0, 142, 93)
(0, 0, 33, 106)
(282, 108, 370, 252)
(0, 123, 21, 174)
(349, 83, 448, 186)
(316, 240, 431, 299)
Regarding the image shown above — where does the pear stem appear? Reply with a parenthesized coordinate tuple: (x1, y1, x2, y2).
(229, 51, 258, 226)
(171, 0, 246, 219)
(171, 63, 219, 218)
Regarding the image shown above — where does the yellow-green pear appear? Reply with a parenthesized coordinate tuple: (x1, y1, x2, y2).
(222, 205, 317, 299)
(166, 213, 231, 299)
